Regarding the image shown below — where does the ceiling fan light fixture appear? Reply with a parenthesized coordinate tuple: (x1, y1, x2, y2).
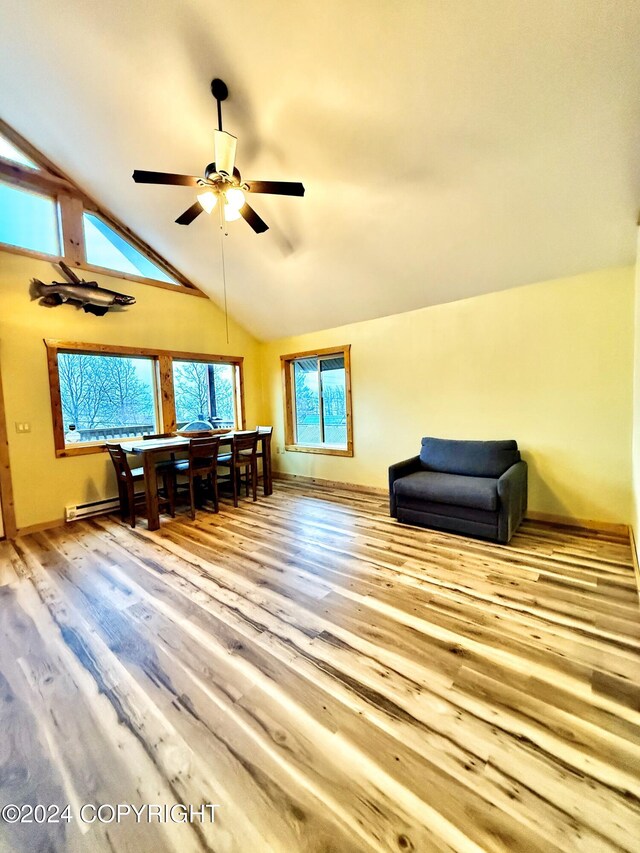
(224, 203, 242, 222)
(225, 187, 245, 210)
(197, 190, 218, 214)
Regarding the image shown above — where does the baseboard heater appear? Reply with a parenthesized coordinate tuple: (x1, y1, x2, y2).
(65, 497, 120, 522)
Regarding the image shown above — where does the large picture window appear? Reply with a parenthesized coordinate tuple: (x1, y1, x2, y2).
(173, 360, 239, 430)
(46, 342, 245, 457)
(57, 352, 158, 444)
(281, 345, 353, 456)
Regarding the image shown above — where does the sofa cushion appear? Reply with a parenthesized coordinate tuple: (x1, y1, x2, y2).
(419, 437, 520, 478)
(394, 471, 499, 511)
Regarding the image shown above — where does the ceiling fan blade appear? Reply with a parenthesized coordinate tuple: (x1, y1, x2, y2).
(213, 130, 237, 177)
(133, 170, 200, 187)
(175, 200, 204, 225)
(244, 180, 305, 197)
(239, 202, 269, 234)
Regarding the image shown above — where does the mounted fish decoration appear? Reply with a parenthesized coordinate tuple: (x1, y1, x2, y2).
(30, 262, 136, 316)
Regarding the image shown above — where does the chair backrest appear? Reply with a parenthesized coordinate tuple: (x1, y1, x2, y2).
(255, 425, 272, 456)
(233, 430, 258, 461)
(107, 444, 133, 482)
(189, 435, 221, 466)
(143, 432, 174, 440)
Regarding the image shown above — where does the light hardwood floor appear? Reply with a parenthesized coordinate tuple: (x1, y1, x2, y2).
(0, 480, 639, 852)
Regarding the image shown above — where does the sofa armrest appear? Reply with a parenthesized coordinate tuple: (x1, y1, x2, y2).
(388, 456, 420, 517)
(497, 460, 528, 542)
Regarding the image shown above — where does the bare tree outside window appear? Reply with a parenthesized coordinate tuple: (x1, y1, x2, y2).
(173, 361, 236, 428)
(58, 353, 156, 442)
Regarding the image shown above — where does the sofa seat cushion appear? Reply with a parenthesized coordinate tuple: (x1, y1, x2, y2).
(394, 471, 499, 511)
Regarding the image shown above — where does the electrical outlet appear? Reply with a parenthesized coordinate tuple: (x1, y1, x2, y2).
(15, 422, 31, 434)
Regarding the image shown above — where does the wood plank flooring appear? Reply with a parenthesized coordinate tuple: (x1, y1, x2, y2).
(0, 480, 639, 852)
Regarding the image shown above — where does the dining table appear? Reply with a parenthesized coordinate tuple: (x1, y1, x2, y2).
(111, 430, 272, 530)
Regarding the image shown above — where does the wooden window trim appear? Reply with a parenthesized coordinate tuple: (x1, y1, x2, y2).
(0, 359, 17, 538)
(280, 344, 353, 457)
(0, 120, 204, 296)
(45, 340, 246, 458)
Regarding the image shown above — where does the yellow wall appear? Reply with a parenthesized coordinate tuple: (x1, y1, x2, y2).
(0, 251, 634, 533)
(0, 250, 263, 529)
(261, 267, 634, 525)
(631, 231, 640, 557)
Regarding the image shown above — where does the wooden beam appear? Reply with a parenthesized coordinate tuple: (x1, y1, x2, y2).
(45, 341, 66, 458)
(0, 355, 17, 539)
(70, 261, 206, 296)
(0, 240, 202, 297)
(0, 118, 73, 181)
(45, 340, 244, 364)
(158, 355, 176, 434)
(281, 357, 295, 447)
(235, 362, 247, 430)
(58, 192, 86, 267)
(0, 158, 75, 194)
(343, 344, 354, 456)
(279, 344, 353, 362)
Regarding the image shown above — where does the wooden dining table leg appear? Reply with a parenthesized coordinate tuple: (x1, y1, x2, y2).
(143, 451, 160, 531)
(262, 436, 273, 495)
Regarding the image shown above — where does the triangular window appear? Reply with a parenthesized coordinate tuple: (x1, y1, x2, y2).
(0, 134, 39, 170)
(83, 212, 178, 284)
(0, 182, 59, 255)
(0, 120, 196, 292)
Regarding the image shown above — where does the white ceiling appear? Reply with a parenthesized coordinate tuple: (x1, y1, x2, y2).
(1, 1, 639, 340)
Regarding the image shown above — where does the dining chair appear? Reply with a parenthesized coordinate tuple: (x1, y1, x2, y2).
(255, 426, 273, 496)
(107, 444, 175, 528)
(142, 432, 178, 504)
(171, 435, 221, 520)
(217, 431, 259, 507)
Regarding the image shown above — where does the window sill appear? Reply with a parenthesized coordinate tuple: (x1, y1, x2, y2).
(77, 261, 205, 296)
(285, 444, 353, 458)
(0, 243, 205, 297)
(57, 437, 150, 458)
(56, 442, 108, 458)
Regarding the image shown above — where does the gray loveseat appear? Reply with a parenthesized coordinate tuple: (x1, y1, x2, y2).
(389, 437, 527, 543)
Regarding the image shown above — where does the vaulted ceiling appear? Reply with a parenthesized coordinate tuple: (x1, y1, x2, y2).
(1, 1, 640, 340)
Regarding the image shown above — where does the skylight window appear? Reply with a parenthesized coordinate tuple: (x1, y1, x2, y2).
(83, 212, 178, 284)
(0, 135, 38, 169)
(0, 182, 60, 255)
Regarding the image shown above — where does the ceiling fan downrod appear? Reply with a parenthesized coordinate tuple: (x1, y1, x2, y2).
(210, 78, 228, 131)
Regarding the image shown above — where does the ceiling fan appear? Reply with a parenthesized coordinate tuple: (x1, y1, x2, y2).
(132, 79, 304, 234)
